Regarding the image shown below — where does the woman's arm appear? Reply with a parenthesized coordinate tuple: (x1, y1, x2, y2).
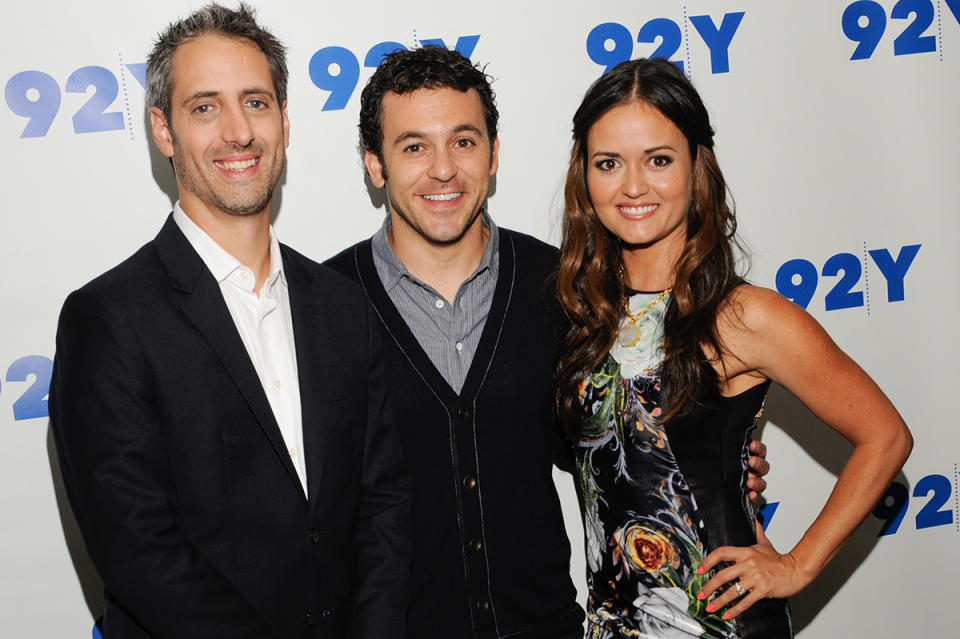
(696, 285, 912, 620)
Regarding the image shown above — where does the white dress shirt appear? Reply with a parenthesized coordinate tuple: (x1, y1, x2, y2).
(173, 204, 307, 495)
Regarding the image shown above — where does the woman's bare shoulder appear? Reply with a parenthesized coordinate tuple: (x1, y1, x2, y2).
(720, 284, 816, 336)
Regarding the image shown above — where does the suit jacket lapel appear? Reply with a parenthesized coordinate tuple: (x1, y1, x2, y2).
(282, 247, 328, 507)
(152, 215, 306, 499)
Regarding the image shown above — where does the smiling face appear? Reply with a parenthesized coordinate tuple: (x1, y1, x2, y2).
(364, 87, 499, 249)
(150, 33, 289, 221)
(586, 100, 693, 264)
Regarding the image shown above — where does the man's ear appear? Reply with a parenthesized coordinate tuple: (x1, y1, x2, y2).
(489, 136, 500, 175)
(150, 107, 175, 158)
(281, 99, 290, 148)
(363, 150, 386, 188)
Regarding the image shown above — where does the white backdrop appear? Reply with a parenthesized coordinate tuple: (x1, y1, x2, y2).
(1, 1, 956, 636)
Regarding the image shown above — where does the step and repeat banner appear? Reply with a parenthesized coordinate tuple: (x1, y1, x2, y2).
(1, 1, 955, 636)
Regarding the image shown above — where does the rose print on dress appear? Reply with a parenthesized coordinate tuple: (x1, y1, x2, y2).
(576, 292, 740, 638)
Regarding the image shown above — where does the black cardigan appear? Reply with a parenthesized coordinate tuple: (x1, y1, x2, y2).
(326, 228, 583, 638)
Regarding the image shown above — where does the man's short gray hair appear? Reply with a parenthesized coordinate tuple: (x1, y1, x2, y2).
(145, 2, 287, 121)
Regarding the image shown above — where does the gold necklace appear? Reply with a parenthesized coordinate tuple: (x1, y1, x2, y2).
(623, 287, 672, 324)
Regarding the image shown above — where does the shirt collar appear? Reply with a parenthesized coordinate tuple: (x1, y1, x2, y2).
(370, 211, 500, 293)
(173, 202, 286, 289)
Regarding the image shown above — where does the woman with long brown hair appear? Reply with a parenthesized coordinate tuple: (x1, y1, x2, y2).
(556, 58, 912, 638)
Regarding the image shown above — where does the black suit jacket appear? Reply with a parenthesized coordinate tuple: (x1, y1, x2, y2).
(50, 216, 410, 639)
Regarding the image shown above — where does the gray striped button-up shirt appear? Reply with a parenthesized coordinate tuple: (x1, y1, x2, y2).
(370, 214, 499, 393)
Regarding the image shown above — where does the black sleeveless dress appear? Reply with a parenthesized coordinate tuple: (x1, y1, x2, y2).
(575, 292, 792, 638)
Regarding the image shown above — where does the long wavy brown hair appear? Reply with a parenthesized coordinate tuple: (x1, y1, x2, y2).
(556, 58, 745, 434)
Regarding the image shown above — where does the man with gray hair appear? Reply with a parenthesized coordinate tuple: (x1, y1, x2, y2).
(49, 4, 410, 638)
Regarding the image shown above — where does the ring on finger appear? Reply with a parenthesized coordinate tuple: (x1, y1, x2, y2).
(734, 582, 746, 597)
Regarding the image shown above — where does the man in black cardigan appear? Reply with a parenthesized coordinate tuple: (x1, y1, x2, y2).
(326, 47, 581, 638)
(326, 46, 771, 639)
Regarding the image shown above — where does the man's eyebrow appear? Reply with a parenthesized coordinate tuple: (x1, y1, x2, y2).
(182, 87, 275, 105)
(451, 124, 483, 136)
(392, 131, 426, 145)
(391, 123, 486, 146)
(183, 90, 220, 105)
(240, 87, 276, 99)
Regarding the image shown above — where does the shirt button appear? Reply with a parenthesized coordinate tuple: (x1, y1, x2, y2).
(462, 475, 477, 489)
(288, 448, 298, 459)
(274, 379, 282, 389)
(456, 342, 463, 351)
(240, 271, 249, 279)
(469, 538, 483, 552)
(435, 299, 444, 308)
(476, 598, 490, 611)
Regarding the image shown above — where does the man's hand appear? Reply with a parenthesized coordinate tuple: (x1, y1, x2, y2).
(746, 439, 769, 501)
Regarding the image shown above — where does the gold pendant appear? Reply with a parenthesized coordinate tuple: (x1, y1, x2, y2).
(617, 322, 642, 347)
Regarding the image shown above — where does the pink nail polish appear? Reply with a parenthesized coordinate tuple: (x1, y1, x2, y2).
(697, 566, 704, 575)
(706, 604, 714, 613)
(723, 613, 730, 620)
(696, 591, 704, 600)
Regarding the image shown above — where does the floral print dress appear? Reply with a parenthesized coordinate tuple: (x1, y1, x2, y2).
(576, 292, 739, 639)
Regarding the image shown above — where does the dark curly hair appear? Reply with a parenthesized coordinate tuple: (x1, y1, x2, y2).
(358, 46, 499, 161)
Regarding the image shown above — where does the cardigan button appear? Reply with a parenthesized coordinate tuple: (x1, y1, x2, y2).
(462, 475, 477, 489)
(469, 538, 483, 552)
(309, 528, 321, 544)
(458, 407, 472, 419)
(476, 598, 490, 611)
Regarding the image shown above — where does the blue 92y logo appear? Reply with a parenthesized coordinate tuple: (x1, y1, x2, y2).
(873, 471, 956, 536)
(759, 467, 956, 538)
(756, 501, 780, 532)
(309, 35, 480, 111)
(1, 355, 53, 420)
(5, 62, 146, 138)
(775, 244, 920, 311)
(842, 0, 960, 60)
(586, 12, 745, 74)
